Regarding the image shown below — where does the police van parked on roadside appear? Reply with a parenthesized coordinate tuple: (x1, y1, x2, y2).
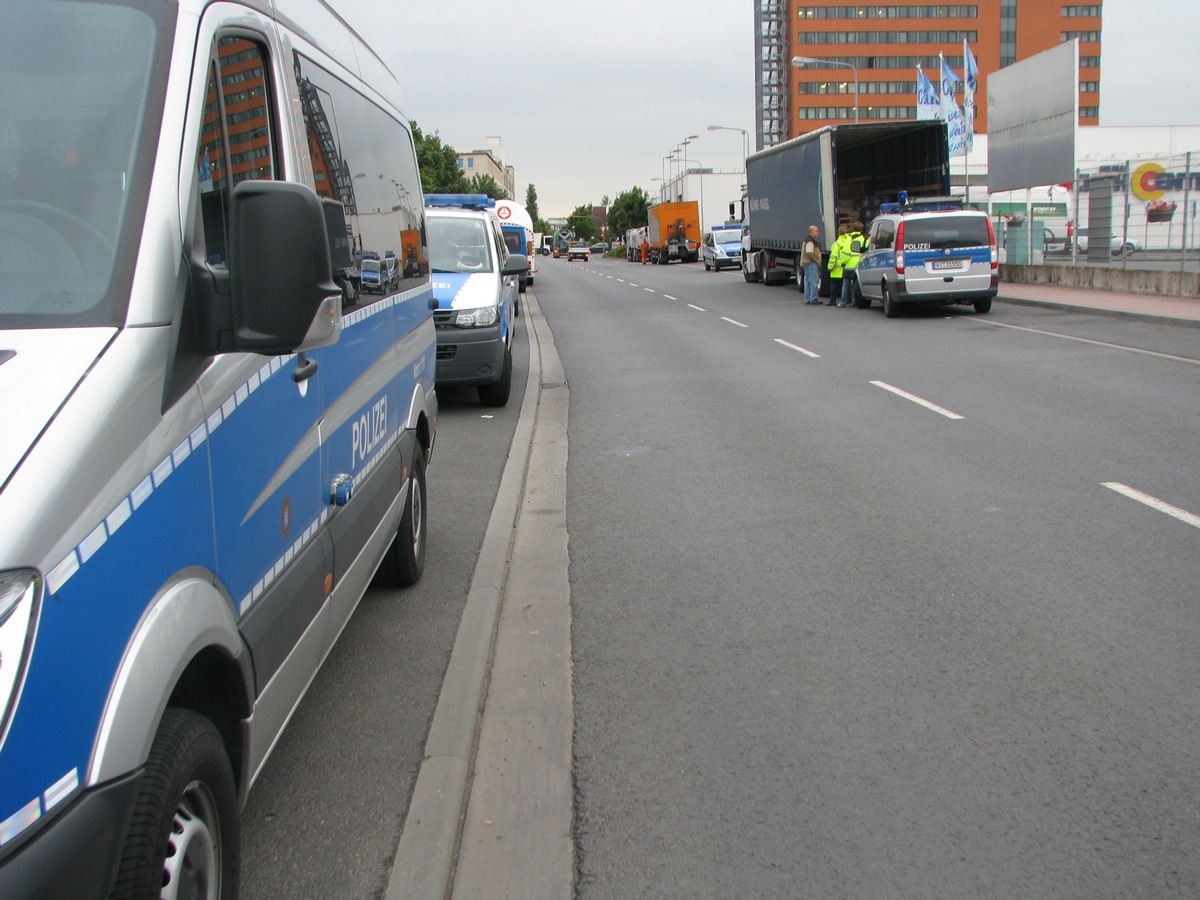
(426, 195, 525, 408)
(0, 2, 437, 896)
(856, 198, 998, 317)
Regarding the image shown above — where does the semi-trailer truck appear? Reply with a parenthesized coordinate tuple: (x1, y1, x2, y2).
(740, 122, 950, 287)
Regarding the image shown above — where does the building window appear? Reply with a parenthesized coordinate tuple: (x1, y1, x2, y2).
(1079, 105, 1099, 118)
(797, 30, 979, 44)
(1080, 55, 1101, 67)
(1062, 5, 1101, 15)
(1061, 31, 1101, 41)
(1079, 80, 1099, 93)
(797, 5, 978, 18)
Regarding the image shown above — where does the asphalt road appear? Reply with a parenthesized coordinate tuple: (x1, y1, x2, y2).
(240, 254, 1199, 898)
(238, 312, 529, 898)
(540, 255, 1200, 897)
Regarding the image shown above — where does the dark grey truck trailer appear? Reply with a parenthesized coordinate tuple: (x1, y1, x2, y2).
(741, 121, 951, 285)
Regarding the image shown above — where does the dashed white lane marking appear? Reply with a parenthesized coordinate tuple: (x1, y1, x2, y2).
(644, 288, 655, 293)
(774, 338, 820, 359)
(664, 295, 678, 301)
(721, 317, 748, 328)
(687, 304, 706, 312)
(870, 380, 964, 420)
(1103, 482, 1200, 530)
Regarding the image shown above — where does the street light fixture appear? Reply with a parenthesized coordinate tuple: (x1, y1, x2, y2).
(680, 134, 699, 179)
(707, 125, 750, 171)
(792, 56, 859, 124)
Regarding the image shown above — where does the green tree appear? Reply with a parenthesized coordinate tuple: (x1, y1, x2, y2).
(410, 121, 468, 194)
(525, 184, 541, 223)
(607, 187, 651, 240)
(567, 204, 598, 242)
(467, 172, 507, 200)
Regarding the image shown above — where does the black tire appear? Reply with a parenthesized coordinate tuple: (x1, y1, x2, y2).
(376, 449, 427, 587)
(704, 258, 711, 271)
(882, 281, 899, 318)
(743, 266, 760, 283)
(854, 279, 870, 308)
(112, 709, 238, 900)
(478, 344, 512, 408)
(973, 298, 992, 314)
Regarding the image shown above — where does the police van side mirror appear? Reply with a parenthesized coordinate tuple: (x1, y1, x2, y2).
(502, 253, 528, 277)
(227, 180, 342, 355)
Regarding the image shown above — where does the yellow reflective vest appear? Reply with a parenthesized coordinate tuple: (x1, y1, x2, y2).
(827, 234, 846, 277)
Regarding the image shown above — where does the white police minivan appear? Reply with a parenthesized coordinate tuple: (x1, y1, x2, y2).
(426, 195, 525, 407)
(856, 199, 998, 317)
(0, 2, 437, 895)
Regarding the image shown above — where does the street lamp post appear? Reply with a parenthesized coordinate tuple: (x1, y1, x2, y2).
(792, 56, 859, 124)
(707, 125, 750, 171)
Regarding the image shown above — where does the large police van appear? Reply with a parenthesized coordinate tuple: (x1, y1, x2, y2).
(0, 1, 437, 896)
(856, 199, 999, 317)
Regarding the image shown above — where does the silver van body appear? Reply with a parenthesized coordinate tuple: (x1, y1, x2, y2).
(857, 208, 998, 316)
(0, 1, 436, 895)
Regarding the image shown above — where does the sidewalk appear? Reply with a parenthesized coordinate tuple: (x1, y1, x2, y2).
(997, 281, 1200, 326)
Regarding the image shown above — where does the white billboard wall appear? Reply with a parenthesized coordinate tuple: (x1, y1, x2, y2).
(987, 40, 1078, 193)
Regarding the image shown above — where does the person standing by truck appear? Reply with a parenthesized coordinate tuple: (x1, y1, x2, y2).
(827, 224, 848, 304)
(800, 225, 823, 304)
(640, 236, 649, 265)
(839, 220, 866, 308)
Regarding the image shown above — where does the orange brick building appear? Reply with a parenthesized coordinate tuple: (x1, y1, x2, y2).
(755, 1, 1102, 149)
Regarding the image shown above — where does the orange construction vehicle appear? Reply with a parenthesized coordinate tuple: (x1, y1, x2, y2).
(646, 201, 701, 264)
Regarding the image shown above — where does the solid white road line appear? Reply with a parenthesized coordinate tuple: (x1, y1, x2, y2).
(721, 317, 748, 328)
(870, 380, 964, 420)
(984, 321, 1200, 367)
(774, 338, 820, 359)
(1102, 482, 1200, 530)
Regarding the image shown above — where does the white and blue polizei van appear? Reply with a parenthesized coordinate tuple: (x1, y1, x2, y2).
(0, 1, 437, 895)
(425, 194, 526, 408)
(856, 198, 998, 317)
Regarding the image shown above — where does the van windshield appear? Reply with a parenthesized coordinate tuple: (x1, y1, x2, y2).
(712, 229, 742, 246)
(428, 216, 495, 274)
(0, 0, 160, 329)
(902, 216, 990, 250)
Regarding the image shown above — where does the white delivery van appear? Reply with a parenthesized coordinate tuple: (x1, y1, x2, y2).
(0, 1, 437, 896)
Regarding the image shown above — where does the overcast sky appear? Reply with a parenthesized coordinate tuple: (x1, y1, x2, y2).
(344, 1, 1199, 218)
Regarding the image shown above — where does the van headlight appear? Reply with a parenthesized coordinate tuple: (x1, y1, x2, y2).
(452, 306, 499, 328)
(0, 570, 40, 739)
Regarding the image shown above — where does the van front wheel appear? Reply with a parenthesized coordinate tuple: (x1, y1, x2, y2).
(112, 709, 239, 900)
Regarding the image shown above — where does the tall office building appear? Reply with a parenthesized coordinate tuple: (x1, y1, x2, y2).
(754, 2, 1102, 150)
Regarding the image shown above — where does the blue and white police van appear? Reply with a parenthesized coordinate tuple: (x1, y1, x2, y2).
(856, 198, 998, 317)
(0, 1, 437, 895)
(425, 195, 526, 408)
(702, 223, 744, 271)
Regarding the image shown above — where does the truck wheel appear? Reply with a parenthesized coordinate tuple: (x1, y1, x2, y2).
(882, 282, 899, 318)
(112, 709, 239, 900)
(743, 265, 760, 283)
(478, 345, 512, 408)
(376, 449, 426, 586)
(973, 298, 992, 314)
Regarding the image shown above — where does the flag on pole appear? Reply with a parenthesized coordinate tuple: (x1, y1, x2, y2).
(939, 54, 968, 158)
(916, 67, 939, 121)
(963, 41, 979, 154)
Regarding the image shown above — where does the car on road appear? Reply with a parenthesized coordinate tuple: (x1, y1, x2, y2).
(857, 202, 998, 316)
(590, 242, 609, 254)
(568, 241, 590, 261)
(702, 225, 744, 271)
(1043, 226, 1140, 258)
(426, 194, 526, 406)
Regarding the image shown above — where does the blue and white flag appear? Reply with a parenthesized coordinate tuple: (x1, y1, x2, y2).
(939, 55, 968, 158)
(963, 41, 979, 154)
(916, 67, 939, 121)
(198, 150, 214, 193)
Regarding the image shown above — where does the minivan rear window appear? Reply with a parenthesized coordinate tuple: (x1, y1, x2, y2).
(902, 215, 990, 250)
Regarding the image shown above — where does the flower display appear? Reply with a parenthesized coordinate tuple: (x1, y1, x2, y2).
(1146, 200, 1177, 214)
(1003, 213, 1027, 226)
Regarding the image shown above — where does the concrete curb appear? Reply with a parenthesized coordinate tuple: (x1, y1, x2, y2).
(386, 295, 546, 900)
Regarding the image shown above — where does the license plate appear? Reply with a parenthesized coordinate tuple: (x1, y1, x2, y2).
(931, 260, 962, 270)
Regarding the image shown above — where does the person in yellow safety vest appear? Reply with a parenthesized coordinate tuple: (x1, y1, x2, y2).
(838, 220, 866, 307)
(826, 224, 848, 305)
